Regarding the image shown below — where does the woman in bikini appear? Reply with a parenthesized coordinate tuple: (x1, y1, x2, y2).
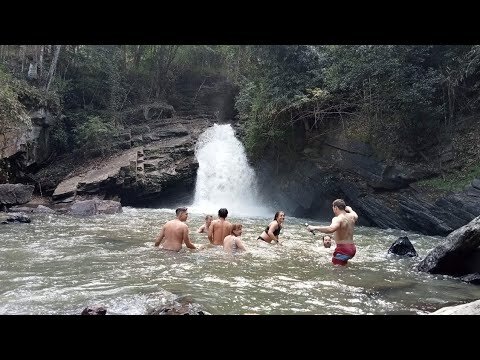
(257, 211, 285, 244)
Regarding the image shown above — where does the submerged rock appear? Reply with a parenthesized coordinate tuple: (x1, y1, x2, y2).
(81, 305, 107, 315)
(147, 296, 208, 315)
(0, 212, 31, 224)
(388, 236, 418, 257)
(460, 273, 480, 285)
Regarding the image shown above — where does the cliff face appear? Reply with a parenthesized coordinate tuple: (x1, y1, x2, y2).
(0, 108, 57, 183)
(253, 125, 480, 236)
(48, 116, 213, 207)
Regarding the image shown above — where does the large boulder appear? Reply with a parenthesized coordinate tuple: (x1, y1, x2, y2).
(69, 200, 97, 216)
(256, 147, 480, 236)
(1, 108, 57, 167)
(460, 273, 480, 285)
(430, 299, 480, 315)
(68, 199, 122, 216)
(417, 216, 480, 276)
(122, 102, 175, 125)
(0, 184, 35, 206)
(52, 121, 205, 207)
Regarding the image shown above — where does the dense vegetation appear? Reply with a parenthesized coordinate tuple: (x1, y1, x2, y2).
(1, 45, 480, 188)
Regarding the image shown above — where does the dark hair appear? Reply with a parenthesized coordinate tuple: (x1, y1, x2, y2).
(205, 215, 213, 220)
(274, 211, 285, 220)
(322, 234, 332, 248)
(332, 199, 346, 210)
(218, 208, 228, 218)
(176, 207, 188, 216)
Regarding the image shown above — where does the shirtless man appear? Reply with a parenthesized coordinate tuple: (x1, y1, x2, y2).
(197, 215, 213, 234)
(208, 208, 232, 245)
(307, 199, 358, 265)
(223, 223, 247, 254)
(154, 207, 196, 252)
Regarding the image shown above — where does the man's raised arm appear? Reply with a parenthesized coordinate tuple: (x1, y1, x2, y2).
(307, 217, 341, 234)
(345, 206, 358, 221)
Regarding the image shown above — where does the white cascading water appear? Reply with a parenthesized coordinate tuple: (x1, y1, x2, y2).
(190, 124, 270, 217)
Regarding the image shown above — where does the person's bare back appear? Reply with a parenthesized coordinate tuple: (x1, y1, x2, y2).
(158, 219, 188, 251)
(209, 219, 232, 245)
(208, 208, 232, 246)
(154, 207, 196, 252)
(332, 210, 357, 244)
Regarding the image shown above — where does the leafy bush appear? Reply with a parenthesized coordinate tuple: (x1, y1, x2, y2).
(0, 69, 31, 142)
(74, 116, 117, 156)
(49, 118, 69, 154)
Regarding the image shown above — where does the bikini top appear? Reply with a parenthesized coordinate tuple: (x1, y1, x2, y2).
(265, 224, 281, 236)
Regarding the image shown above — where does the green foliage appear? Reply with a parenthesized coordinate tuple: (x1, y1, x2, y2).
(49, 118, 69, 154)
(0, 58, 62, 113)
(61, 46, 120, 111)
(234, 45, 324, 158)
(4, 44, 480, 168)
(0, 69, 31, 139)
(74, 116, 118, 156)
(324, 46, 443, 118)
(416, 163, 480, 191)
(11, 79, 61, 114)
(230, 45, 480, 162)
(175, 45, 226, 77)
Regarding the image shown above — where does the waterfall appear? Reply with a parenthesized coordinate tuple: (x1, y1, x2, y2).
(190, 124, 270, 217)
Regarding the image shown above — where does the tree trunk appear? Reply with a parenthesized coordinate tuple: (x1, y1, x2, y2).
(45, 45, 61, 92)
(20, 45, 26, 74)
(39, 45, 44, 79)
(133, 45, 143, 69)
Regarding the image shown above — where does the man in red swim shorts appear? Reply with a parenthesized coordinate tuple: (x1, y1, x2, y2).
(307, 199, 358, 266)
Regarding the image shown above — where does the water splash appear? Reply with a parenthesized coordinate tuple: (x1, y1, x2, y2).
(190, 124, 270, 217)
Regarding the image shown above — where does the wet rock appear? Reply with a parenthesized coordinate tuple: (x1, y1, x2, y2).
(95, 200, 122, 214)
(81, 305, 107, 315)
(388, 236, 418, 257)
(0, 212, 31, 224)
(8, 206, 34, 213)
(430, 299, 480, 315)
(0, 184, 34, 206)
(460, 273, 480, 285)
(67, 199, 122, 216)
(34, 205, 56, 214)
(147, 296, 208, 315)
(69, 200, 97, 216)
(417, 215, 480, 276)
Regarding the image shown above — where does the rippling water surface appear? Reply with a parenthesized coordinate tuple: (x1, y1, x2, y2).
(1, 207, 479, 315)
